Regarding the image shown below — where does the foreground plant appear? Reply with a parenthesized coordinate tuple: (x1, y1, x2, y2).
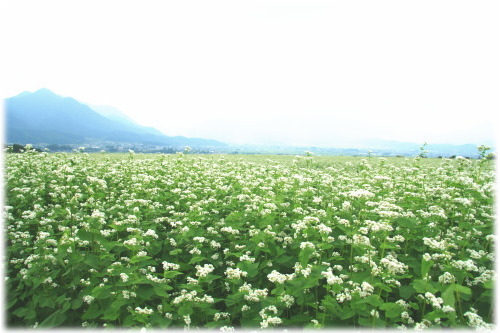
(5, 150, 495, 329)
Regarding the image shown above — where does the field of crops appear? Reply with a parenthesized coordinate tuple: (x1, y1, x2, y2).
(4, 149, 495, 329)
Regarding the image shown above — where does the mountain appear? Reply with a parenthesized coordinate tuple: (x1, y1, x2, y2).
(5, 88, 227, 148)
(88, 104, 168, 136)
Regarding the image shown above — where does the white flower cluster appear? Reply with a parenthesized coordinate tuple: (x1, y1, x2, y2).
(214, 312, 230, 321)
(423, 237, 448, 251)
(162, 261, 180, 271)
(423, 292, 444, 309)
(120, 273, 129, 282)
(438, 272, 455, 284)
(195, 264, 215, 277)
(464, 308, 495, 330)
(259, 305, 282, 328)
(134, 307, 154, 315)
(82, 295, 94, 304)
(364, 220, 393, 233)
(225, 267, 248, 280)
(346, 189, 375, 199)
(469, 269, 495, 286)
(451, 259, 479, 272)
(239, 283, 268, 302)
(299, 241, 315, 249)
(122, 290, 137, 299)
(172, 289, 215, 304)
(220, 226, 239, 234)
(239, 253, 256, 262)
(279, 294, 295, 308)
(123, 237, 139, 247)
(142, 229, 158, 239)
(321, 268, 344, 285)
(380, 254, 408, 275)
(267, 270, 295, 284)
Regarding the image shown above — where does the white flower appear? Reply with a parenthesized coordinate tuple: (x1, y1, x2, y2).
(438, 272, 455, 284)
(135, 306, 154, 315)
(300, 241, 315, 249)
(380, 254, 407, 275)
(83, 295, 94, 304)
(120, 273, 129, 282)
(267, 270, 295, 284)
(225, 267, 248, 280)
(162, 261, 180, 271)
(464, 308, 495, 329)
(195, 264, 215, 277)
(346, 189, 375, 199)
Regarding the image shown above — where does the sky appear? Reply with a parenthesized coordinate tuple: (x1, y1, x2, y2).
(1, 0, 498, 147)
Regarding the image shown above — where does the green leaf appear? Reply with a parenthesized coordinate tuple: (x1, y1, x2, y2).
(453, 284, 471, 295)
(399, 285, 415, 299)
(7, 297, 17, 309)
(288, 276, 319, 292)
(358, 317, 373, 327)
(39, 295, 56, 308)
(421, 259, 434, 278)
(188, 256, 205, 264)
(136, 284, 155, 300)
(238, 261, 260, 277)
(374, 282, 392, 292)
(355, 294, 383, 307)
(202, 274, 222, 283)
(177, 303, 193, 316)
(225, 293, 243, 306)
(163, 270, 183, 279)
(339, 309, 355, 320)
(295, 290, 315, 305)
(71, 297, 83, 310)
(380, 242, 397, 250)
(169, 249, 182, 256)
(274, 255, 294, 264)
(478, 290, 493, 303)
(483, 280, 494, 289)
(84, 254, 100, 268)
(39, 309, 67, 327)
(154, 284, 173, 297)
(395, 217, 418, 228)
(322, 295, 341, 313)
(101, 299, 126, 321)
(380, 302, 404, 318)
(82, 302, 101, 320)
(130, 255, 152, 263)
(241, 316, 261, 328)
(412, 279, 438, 293)
(299, 247, 315, 266)
(122, 314, 136, 327)
(92, 285, 112, 299)
(61, 301, 71, 312)
(12, 307, 36, 320)
(441, 285, 455, 307)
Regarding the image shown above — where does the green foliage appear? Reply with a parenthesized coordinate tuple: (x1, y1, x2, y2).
(5, 153, 495, 329)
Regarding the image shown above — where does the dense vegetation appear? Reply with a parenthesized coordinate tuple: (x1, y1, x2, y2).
(5, 149, 495, 329)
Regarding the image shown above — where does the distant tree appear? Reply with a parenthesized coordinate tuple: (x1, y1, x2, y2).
(5, 144, 42, 153)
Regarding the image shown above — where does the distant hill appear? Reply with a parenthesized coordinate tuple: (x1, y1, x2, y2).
(88, 104, 165, 136)
(5, 88, 227, 148)
(356, 138, 481, 157)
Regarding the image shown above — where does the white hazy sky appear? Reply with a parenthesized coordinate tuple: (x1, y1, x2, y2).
(1, 0, 498, 146)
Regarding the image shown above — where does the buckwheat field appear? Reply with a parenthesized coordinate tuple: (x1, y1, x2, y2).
(5, 149, 495, 329)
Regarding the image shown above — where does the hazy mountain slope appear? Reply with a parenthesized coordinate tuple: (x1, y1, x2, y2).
(5, 89, 226, 147)
(89, 104, 165, 136)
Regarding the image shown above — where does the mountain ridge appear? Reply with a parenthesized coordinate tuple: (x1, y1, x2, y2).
(5, 88, 227, 148)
